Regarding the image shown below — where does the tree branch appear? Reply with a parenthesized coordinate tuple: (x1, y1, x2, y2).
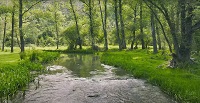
(81, 1, 89, 7)
(144, 0, 166, 17)
(192, 20, 200, 32)
(22, 0, 44, 16)
(144, 0, 172, 53)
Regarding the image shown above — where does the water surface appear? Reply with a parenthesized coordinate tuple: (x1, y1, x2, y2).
(11, 54, 175, 103)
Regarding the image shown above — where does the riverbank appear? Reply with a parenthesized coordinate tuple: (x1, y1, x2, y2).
(0, 50, 60, 101)
(100, 50, 200, 103)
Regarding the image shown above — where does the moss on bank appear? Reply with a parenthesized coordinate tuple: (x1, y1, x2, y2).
(100, 50, 200, 103)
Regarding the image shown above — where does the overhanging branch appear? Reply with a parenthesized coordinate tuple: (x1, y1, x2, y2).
(22, 0, 44, 16)
(192, 20, 200, 32)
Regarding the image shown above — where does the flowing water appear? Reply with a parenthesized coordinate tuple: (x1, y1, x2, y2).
(10, 54, 175, 103)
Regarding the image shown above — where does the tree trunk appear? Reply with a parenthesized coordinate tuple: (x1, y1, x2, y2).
(11, 5, 15, 53)
(160, 4, 179, 55)
(19, 0, 25, 52)
(151, 10, 158, 53)
(119, 0, 126, 49)
(70, 0, 82, 49)
(54, 12, 59, 49)
(140, 1, 145, 49)
(144, 0, 172, 53)
(178, 0, 193, 63)
(156, 21, 162, 50)
(114, 0, 121, 50)
(98, 0, 108, 50)
(104, 0, 108, 50)
(89, 0, 95, 49)
(2, 16, 7, 51)
(131, 6, 137, 50)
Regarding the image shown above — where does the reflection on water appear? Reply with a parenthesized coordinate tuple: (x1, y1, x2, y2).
(9, 54, 175, 103)
(53, 54, 105, 77)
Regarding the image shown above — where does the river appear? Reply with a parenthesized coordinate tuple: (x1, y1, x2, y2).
(10, 54, 175, 103)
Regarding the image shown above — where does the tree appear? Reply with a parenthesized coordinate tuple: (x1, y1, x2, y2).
(119, 0, 126, 49)
(150, 8, 158, 53)
(140, 1, 145, 49)
(146, 0, 200, 66)
(144, 0, 172, 53)
(98, 0, 108, 50)
(80, 0, 96, 50)
(113, 0, 121, 50)
(53, 2, 60, 49)
(70, 0, 82, 49)
(18, 0, 44, 52)
(2, 16, 7, 51)
(11, 4, 15, 53)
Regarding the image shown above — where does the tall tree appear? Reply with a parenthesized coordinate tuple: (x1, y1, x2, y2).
(19, 0, 24, 52)
(89, 0, 95, 49)
(144, 0, 172, 53)
(119, 0, 126, 49)
(146, 0, 200, 65)
(151, 9, 158, 53)
(130, 4, 137, 50)
(140, 1, 145, 49)
(114, 0, 121, 50)
(18, 0, 43, 52)
(11, 4, 15, 53)
(155, 19, 162, 50)
(70, 0, 82, 49)
(98, 0, 108, 50)
(80, 0, 95, 49)
(2, 16, 7, 51)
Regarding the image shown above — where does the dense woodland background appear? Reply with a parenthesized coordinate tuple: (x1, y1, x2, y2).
(0, 0, 200, 66)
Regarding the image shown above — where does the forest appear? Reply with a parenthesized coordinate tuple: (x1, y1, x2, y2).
(0, 0, 200, 103)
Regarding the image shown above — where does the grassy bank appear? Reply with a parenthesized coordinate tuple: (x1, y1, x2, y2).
(0, 51, 60, 100)
(100, 50, 200, 103)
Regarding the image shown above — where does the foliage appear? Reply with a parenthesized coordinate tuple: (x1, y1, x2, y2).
(100, 50, 200, 103)
(62, 25, 78, 50)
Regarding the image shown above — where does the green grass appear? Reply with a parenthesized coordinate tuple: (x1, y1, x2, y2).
(100, 50, 200, 103)
(0, 50, 60, 100)
(0, 52, 20, 65)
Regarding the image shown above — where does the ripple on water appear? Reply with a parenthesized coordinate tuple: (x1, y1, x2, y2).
(11, 54, 175, 103)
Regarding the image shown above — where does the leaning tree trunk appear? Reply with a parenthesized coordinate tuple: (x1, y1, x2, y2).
(2, 16, 7, 51)
(114, 0, 121, 50)
(70, 0, 82, 49)
(119, 0, 126, 49)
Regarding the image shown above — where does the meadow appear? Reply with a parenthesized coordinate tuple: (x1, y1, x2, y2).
(100, 50, 200, 103)
(0, 47, 60, 101)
